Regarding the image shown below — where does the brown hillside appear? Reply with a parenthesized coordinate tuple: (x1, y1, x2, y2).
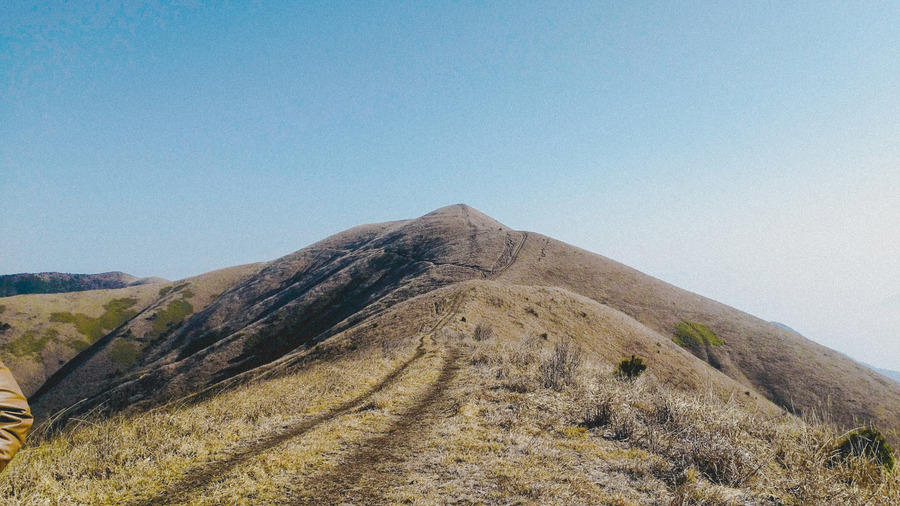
(26, 263, 265, 411)
(495, 232, 900, 433)
(26, 205, 900, 441)
(7, 281, 897, 504)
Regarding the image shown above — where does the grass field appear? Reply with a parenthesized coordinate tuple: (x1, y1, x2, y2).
(1, 287, 896, 505)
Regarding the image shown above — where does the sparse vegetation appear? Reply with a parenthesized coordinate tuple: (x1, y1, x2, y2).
(615, 355, 646, 380)
(5, 206, 900, 505)
(1, 301, 899, 504)
(110, 338, 139, 367)
(7, 329, 58, 360)
(834, 427, 895, 471)
(69, 339, 90, 352)
(540, 339, 582, 391)
(473, 322, 493, 341)
(158, 286, 173, 297)
(673, 321, 723, 349)
(50, 297, 139, 342)
(146, 298, 194, 341)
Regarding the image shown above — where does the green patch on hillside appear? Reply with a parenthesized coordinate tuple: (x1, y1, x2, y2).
(69, 339, 90, 353)
(109, 339, 138, 367)
(50, 298, 139, 342)
(7, 329, 59, 361)
(158, 286, 173, 297)
(0, 305, 5, 314)
(674, 321, 724, 349)
(146, 299, 194, 341)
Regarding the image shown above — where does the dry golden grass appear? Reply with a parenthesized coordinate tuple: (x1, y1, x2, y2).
(1, 284, 897, 504)
(0, 335, 419, 505)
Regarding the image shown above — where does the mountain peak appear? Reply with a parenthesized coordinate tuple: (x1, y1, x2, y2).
(413, 204, 508, 231)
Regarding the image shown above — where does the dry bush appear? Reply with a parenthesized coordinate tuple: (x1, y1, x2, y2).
(473, 322, 493, 341)
(540, 339, 582, 391)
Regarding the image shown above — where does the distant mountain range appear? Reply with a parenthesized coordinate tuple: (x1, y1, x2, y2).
(0, 272, 167, 297)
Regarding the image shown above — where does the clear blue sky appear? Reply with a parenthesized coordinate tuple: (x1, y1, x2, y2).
(2, 1, 899, 370)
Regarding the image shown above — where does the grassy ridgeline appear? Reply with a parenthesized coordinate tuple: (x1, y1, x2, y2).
(2, 327, 897, 505)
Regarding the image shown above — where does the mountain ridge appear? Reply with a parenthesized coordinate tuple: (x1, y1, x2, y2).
(20, 204, 900, 441)
(0, 271, 168, 298)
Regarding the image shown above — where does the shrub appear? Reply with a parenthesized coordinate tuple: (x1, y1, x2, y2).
(616, 355, 647, 380)
(473, 322, 493, 341)
(581, 392, 614, 429)
(146, 299, 194, 341)
(673, 322, 723, 349)
(540, 340, 582, 391)
(8, 329, 56, 360)
(834, 428, 895, 471)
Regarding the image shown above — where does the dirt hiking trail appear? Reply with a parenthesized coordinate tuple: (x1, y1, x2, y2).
(292, 345, 461, 505)
(127, 292, 464, 506)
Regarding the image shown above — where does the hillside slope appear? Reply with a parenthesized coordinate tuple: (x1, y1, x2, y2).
(29, 206, 518, 419)
(25, 205, 900, 442)
(0, 284, 164, 395)
(1, 264, 262, 398)
(26, 262, 266, 410)
(3, 283, 897, 504)
(496, 231, 900, 433)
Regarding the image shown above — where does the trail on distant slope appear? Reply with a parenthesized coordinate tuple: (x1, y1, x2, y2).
(292, 345, 461, 505)
(127, 292, 464, 506)
(489, 231, 527, 278)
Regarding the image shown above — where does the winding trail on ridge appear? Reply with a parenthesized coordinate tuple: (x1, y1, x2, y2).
(292, 344, 461, 505)
(127, 292, 464, 506)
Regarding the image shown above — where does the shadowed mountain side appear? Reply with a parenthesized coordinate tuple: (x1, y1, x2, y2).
(494, 232, 900, 433)
(27, 263, 267, 414)
(30, 205, 524, 420)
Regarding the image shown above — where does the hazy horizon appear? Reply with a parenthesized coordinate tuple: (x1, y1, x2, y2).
(3, 2, 899, 371)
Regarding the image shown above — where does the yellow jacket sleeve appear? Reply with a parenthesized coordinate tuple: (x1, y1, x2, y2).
(0, 362, 32, 472)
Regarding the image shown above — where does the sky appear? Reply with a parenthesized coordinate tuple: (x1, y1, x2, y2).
(2, 1, 899, 370)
